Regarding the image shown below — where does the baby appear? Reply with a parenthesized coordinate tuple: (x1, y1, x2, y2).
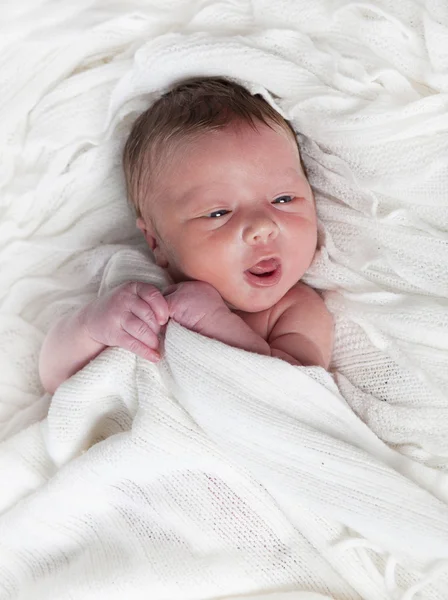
(39, 77, 333, 394)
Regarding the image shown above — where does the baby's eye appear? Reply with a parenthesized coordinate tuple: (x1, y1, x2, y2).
(207, 209, 230, 218)
(273, 195, 294, 204)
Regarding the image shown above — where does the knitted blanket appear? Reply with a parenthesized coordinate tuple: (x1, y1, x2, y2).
(1, 1, 448, 599)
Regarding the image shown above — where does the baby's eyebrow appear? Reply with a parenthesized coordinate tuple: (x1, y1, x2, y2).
(283, 167, 306, 183)
(180, 183, 225, 206)
(180, 169, 306, 206)
(182, 185, 209, 202)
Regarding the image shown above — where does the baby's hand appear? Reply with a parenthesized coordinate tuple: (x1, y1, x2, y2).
(81, 282, 170, 362)
(163, 281, 229, 334)
(163, 280, 271, 357)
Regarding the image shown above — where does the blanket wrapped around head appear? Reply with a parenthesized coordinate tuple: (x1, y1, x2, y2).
(1, 1, 448, 599)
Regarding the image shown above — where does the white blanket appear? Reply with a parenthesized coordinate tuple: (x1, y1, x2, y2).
(1, 1, 448, 599)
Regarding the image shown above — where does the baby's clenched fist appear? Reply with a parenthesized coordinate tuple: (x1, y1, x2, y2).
(81, 282, 169, 363)
(163, 280, 232, 334)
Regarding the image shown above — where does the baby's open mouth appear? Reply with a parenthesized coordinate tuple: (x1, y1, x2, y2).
(247, 258, 279, 276)
(245, 258, 282, 287)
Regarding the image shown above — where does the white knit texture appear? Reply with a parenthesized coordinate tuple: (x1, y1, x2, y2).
(1, 1, 448, 599)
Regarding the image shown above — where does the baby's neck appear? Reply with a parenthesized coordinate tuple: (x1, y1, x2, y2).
(224, 300, 238, 311)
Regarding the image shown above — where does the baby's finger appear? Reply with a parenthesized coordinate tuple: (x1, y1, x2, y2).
(129, 296, 162, 335)
(121, 312, 159, 350)
(135, 283, 170, 325)
(118, 330, 161, 363)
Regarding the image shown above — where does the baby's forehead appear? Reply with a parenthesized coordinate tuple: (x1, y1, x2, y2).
(141, 121, 305, 216)
(164, 119, 300, 166)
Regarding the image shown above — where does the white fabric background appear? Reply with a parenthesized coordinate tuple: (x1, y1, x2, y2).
(0, 1, 448, 599)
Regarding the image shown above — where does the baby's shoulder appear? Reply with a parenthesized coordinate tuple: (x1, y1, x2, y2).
(276, 281, 332, 325)
(266, 281, 322, 331)
(279, 281, 324, 311)
(269, 282, 334, 368)
(234, 282, 325, 341)
(235, 283, 333, 368)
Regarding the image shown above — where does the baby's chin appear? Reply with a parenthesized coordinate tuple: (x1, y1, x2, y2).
(223, 278, 300, 313)
(223, 295, 278, 314)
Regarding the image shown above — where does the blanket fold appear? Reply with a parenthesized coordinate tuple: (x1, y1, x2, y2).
(1, 307, 447, 598)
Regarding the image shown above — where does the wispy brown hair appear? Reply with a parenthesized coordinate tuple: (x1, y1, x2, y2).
(123, 76, 297, 219)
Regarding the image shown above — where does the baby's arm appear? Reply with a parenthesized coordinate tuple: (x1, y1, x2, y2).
(39, 282, 169, 394)
(39, 309, 107, 395)
(268, 283, 334, 369)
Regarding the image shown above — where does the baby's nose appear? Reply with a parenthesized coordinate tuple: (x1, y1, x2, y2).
(243, 215, 279, 245)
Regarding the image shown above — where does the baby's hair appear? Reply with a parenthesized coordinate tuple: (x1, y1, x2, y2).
(123, 76, 298, 219)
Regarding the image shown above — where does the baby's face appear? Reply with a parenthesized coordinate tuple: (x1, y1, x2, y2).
(138, 120, 317, 313)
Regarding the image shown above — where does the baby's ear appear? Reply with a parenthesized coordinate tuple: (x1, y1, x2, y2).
(136, 217, 156, 250)
(136, 217, 169, 268)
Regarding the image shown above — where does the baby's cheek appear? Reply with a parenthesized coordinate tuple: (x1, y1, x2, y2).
(169, 245, 200, 276)
(292, 222, 317, 271)
(170, 237, 236, 294)
(165, 249, 194, 283)
(182, 258, 220, 286)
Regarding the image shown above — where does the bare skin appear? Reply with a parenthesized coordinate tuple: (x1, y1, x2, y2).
(39, 121, 333, 395)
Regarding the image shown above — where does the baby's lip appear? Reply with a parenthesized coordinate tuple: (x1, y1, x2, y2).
(246, 257, 280, 275)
